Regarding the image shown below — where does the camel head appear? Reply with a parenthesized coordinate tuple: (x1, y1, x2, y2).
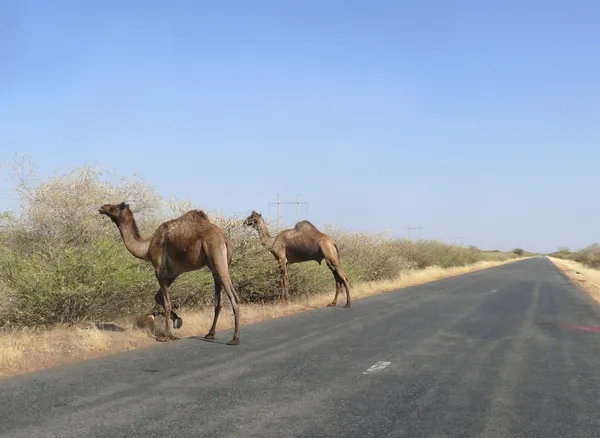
(243, 211, 263, 229)
(99, 202, 130, 223)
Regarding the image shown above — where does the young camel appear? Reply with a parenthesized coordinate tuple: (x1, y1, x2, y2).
(243, 211, 351, 307)
(99, 202, 241, 345)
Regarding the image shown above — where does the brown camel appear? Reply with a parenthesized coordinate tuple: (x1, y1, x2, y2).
(99, 202, 241, 345)
(243, 211, 351, 307)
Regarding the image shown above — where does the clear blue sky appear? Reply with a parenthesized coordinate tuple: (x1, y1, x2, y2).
(1, 0, 599, 253)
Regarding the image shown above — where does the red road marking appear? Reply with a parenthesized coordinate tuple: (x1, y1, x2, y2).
(560, 324, 600, 333)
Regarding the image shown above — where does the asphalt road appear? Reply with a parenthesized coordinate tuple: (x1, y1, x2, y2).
(2, 257, 600, 437)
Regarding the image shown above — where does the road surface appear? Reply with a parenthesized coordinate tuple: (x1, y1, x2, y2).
(2, 257, 600, 437)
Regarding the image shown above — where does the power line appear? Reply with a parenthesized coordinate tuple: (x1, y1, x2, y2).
(406, 224, 423, 240)
(451, 236, 466, 247)
(268, 194, 308, 231)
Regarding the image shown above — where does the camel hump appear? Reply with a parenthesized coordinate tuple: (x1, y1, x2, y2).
(294, 220, 320, 233)
(182, 209, 210, 221)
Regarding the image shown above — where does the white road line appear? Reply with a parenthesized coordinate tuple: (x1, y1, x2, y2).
(362, 361, 391, 375)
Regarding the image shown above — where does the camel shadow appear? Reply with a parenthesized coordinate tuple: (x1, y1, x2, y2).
(95, 322, 126, 332)
(189, 335, 232, 346)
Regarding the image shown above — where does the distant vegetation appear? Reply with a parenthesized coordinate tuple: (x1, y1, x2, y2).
(549, 244, 600, 269)
(0, 156, 521, 327)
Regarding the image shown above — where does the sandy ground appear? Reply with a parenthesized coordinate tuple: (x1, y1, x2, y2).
(548, 256, 600, 304)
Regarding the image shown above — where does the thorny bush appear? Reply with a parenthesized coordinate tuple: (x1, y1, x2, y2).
(0, 156, 518, 326)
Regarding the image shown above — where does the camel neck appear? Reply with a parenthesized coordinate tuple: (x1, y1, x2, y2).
(256, 219, 276, 248)
(116, 214, 151, 260)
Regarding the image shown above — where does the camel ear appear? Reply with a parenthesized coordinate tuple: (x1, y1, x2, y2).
(119, 202, 126, 210)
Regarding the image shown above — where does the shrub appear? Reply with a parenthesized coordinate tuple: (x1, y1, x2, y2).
(561, 244, 600, 269)
(0, 156, 519, 327)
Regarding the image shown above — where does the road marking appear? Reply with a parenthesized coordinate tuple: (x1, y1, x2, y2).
(363, 361, 391, 375)
(491, 289, 497, 293)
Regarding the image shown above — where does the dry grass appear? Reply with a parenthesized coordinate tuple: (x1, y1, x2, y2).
(548, 256, 600, 304)
(0, 257, 527, 378)
(0, 325, 153, 378)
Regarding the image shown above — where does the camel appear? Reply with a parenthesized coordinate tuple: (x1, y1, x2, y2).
(99, 202, 241, 345)
(243, 211, 351, 307)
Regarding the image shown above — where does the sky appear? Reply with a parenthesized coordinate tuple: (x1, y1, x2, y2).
(1, 0, 599, 254)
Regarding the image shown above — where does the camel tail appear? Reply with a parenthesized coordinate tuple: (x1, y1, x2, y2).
(226, 238, 233, 267)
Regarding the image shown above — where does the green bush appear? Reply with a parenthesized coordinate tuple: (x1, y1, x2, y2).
(0, 156, 520, 327)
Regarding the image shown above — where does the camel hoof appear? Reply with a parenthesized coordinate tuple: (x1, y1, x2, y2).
(173, 318, 183, 329)
(327, 302, 337, 307)
(227, 337, 240, 346)
(343, 304, 351, 308)
(204, 333, 215, 340)
(156, 336, 169, 342)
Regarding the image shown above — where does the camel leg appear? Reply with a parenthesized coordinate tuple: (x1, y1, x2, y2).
(279, 259, 290, 302)
(326, 261, 342, 307)
(155, 278, 178, 342)
(222, 277, 241, 345)
(339, 269, 351, 308)
(207, 242, 241, 345)
(328, 273, 343, 307)
(154, 275, 182, 329)
(153, 251, 179, 342)
(326, 261, 351, 308)
(205, 274, 223, 340)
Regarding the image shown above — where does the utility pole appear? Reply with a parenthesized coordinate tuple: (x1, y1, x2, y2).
(406, 224, 423, 240)
(294, 194, 308, 222)
(452, 236, 466, 247)
(269, 194, 308, 231)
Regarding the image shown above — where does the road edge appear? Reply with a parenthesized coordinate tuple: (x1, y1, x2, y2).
(0, 256, 531, 379)
(546, 256, 600, 318)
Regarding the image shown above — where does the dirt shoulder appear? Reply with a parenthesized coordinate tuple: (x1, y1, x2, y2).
(0, 257, 528, 378)
(548, 256, 600, 304)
